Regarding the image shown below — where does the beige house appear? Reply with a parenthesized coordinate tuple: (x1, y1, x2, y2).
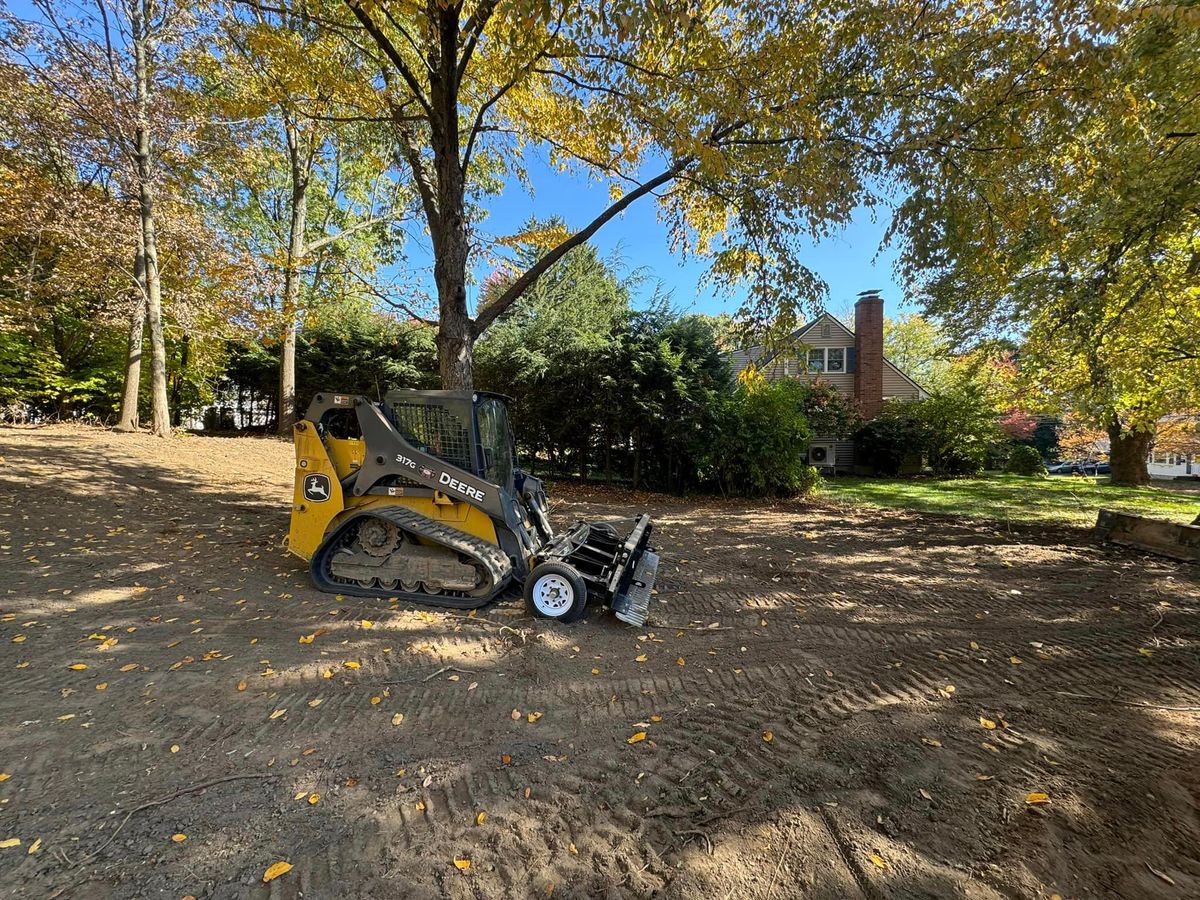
(729, 291, 927, 472)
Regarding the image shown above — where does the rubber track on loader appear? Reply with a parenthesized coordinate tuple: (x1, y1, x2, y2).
(310, 504, 514, 609)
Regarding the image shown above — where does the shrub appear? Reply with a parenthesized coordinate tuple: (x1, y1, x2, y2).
(706, 377, 815, 496)
(797, 380, 862, 438)
(911, 390, 1001, 477)
(1006, 444, 1047, 476)
(796, 464, 823, 496)
(854, 405, 925, 476)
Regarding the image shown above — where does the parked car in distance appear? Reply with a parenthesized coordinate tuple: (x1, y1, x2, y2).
(1047, 460, 1110, 476)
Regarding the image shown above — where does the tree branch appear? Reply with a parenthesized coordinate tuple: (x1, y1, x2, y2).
(472, 160, 691, 335)
(344, 0, 433, 119)
(302, 216, 388, 256)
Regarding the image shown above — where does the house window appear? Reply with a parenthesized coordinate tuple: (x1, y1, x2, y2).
(807, 348, 825, 372)
(826, 347, 845, 373)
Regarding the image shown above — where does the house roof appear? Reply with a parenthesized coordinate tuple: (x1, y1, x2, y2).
(730, 311, 929, 398)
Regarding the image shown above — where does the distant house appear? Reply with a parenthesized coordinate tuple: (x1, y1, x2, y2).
(729, 291, 927, 472)
(1148, 450, 1196, 478)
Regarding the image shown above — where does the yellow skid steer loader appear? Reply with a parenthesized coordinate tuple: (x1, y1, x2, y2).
(286, 390, 659, 624)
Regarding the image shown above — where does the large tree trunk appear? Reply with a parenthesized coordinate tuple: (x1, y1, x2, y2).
(430, 149, 473, 389)
(132, 0, 171, 437)
(278, 128, 308, 434)
(429, 5, 475, 390)
(1108, 419, 1152, 486)
(114, 231, 147, 432)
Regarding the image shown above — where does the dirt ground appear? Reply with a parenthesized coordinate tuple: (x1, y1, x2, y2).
(1, 425, 1198, 900)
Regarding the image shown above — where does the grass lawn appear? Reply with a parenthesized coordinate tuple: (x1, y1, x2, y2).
(821, 472, 1200, 529)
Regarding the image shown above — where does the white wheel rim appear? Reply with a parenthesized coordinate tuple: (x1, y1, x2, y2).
(532, 574, 574, 616)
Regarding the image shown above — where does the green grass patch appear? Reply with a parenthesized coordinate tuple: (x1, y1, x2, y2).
(821, 473, 1200, 529)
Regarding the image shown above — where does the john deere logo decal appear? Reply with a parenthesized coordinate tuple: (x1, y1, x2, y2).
(303, 473, 331, 502)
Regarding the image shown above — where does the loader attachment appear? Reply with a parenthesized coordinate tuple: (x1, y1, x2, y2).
(536, 513, 659, 626)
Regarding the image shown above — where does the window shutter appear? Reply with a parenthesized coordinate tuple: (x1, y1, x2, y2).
(847, 347, 856, 373)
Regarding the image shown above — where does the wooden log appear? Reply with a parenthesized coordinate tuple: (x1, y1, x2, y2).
(1095, 509, 1200, 562)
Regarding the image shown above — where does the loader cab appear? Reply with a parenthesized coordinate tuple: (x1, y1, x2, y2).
(475, 393, 516, 493)
(380, 388, 518, 496)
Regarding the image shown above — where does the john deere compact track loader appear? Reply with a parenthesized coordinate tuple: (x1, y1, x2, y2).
(286, 390, 659, 625)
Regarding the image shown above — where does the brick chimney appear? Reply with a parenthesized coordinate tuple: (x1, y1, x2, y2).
(854, 290, 884, 420)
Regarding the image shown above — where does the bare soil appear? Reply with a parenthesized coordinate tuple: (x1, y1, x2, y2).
(0, 425, 1198, 900)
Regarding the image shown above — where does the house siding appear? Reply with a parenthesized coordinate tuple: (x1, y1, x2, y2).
(728, 314, 925, 402)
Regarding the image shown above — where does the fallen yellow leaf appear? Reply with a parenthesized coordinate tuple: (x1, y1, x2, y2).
(676, 657, 685, 666)
(308, 793, 320, 805)
(294, 791, 307, 800)
(68, 664, 88, 671)
(391, 713, 404, 726)
(0, 838, 21, 849)
(635, 654, 647, 663)
(370, 696, 382, 705)
(569, 842, 578, 855)
(95, 682, 108, 691)
(269, 709, 287, 720)
(299, 634, 314, 644)
(979, 717, 997, 730)
(1138, 647, 1155, 658)
(262, 861, 293, 882)
(415, 800, 426, 811)
(344, 661, 361, 669)
(237, 680, 248, 692)
(501, 754, 512, 766)
(511, 709, 521, 720)
(26, 838, 41, 855)
(119, 663, 139, 672)
(11, 635, 25, 644)
(969, 641, 979, 651)
(453, 858, 471, 871)
(170, 745, 180, 753)
(321, 669, 334, 679)
(0, 774, 9, 782)
(527, 711, 543, 723)
(650, 715, 662, 723)
(1025, 792, 1050, 805)
(627, 731, 647, 744)
(976, 774, 995, 781)
(308, 698, 323, 708)
(1009, 656, 1023, 665)
(981, 742, 1000, 753)
(360, 620, 373, 629)
(921, 737, 942, 748)
(171, 833, 187, 843)
(475, 811, 486, 826)
(868, 853, 887, 869)
(591, 668, 600, 675)
(762, 731, 774, 743)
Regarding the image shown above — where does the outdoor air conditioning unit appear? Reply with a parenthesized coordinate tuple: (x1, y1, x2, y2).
(808, 442, 836, 470)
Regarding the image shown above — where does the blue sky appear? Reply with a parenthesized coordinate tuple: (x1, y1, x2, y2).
(408, 153, 915, 325)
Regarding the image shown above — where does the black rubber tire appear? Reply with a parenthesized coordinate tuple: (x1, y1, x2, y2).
(524, 561, 588, 623)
